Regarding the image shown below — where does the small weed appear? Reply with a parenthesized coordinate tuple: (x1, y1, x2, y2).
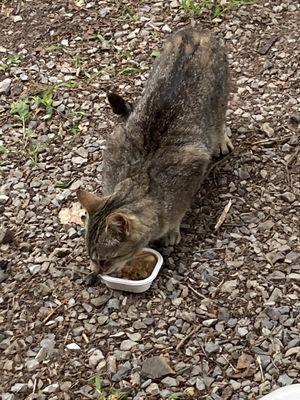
(121, 50, 132, 59)
(90, 374, 129, 400)
(122, 4, 137, 19)
(32, 88, 54, 119)
(179, 0, 255, 17)
(68, 110, 86, 136)
(179, 0, 203, 15)
(150, 50, 160, 58)
(168, 393, 185, 400)
(0, 53, 23, 71)
(55, 180, 72, 189)
(91, 33, 112, 47)
(0, 145, 8, 154)
(119, 66, 145, 75)
(44, 44, 65, 53)
(11, 98, 31, 138)
(28, 141, 46, 164)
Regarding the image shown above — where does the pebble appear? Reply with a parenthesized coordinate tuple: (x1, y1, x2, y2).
(205, 342, 219, 354)
(141, 356, 175, 379)
(11, 383, 27, 393)
(43, 383, 59, 394)
(66, 343, 81, 350)
(161, 377, 177, 387)
(89, 349, 104, 367)
(281, 192, 296, 203)
(0, 78, 12, 94)
(120, 339, 137, 351)
(145, 383, 160, 395)
(71, 156, 87, 166)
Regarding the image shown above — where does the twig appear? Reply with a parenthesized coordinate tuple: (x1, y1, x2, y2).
(214, 199, 232, 231)
(42, 303, 63, 324)
(251, 134, 291, 146)
(187, 283, 210, 301)
(205, 153, 232, 180)
(176, 326, 200, 351)
(257, 355, 265, 382)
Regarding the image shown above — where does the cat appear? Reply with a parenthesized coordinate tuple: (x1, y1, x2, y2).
(77, 27, 233, 277)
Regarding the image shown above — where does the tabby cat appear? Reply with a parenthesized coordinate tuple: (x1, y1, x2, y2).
(77, 27, 233, 276)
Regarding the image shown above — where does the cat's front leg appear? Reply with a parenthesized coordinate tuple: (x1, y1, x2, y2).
(161, 225, 181, 246)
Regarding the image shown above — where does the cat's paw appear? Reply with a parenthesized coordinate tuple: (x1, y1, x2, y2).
(161, 230, 181, 247)
(85, 272, 99, 286)
(214, 131, 234, 157)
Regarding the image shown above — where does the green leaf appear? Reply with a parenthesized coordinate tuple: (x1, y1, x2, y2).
(150, 50, 160, 57)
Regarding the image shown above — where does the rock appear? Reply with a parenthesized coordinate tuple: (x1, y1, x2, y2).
(237, 327, 248, 337)
(0, 269, 8, 283)
(0, 78, 12, 94)
(66, 343, 81, 350)
(12, 15, 23, 22)
(11, 383, 27, 393)
(127, 332, 142, 341)
(196, 378, 206, 391)
(71, 156, 87, 166)
(205, 342, 219, 354)
(89, 349, 104, 367)
(0, 194, 9, 204)
(261, 122, 274, 137)
(145, 383, 160, 396)
(26, 359, 39, 371)
(289, 273, 300, 281)
(120, 339, 137, 351)
(43, 383, 59, 394)
(112, 362, 131, 382)
(161, 377, 177, 387)
(141, 356, 175, 379)
(203, 319, 217, 327)
(278, 374, 294, 386)
(91, 294, 111, 307)
(162, 24, 172, 33)
(281, 192, 296, 203)
(2, 394, 15, 400)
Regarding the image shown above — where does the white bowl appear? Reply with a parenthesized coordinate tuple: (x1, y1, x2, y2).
(260, 384, 300, 400)
(101, 248, 163, 293)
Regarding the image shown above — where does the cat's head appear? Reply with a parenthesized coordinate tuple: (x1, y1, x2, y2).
(77, 189, 147, 275)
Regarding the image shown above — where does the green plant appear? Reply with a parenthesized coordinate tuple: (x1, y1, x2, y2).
(150, 50, 160, 58)
(55, 180, 72, 189)
(179, 0, 255, 17)
(119, 66, 145, 75)
(0, 145, 8, 154)
(0, 53, 23, 71)
(179, 0, 203, 15)
(92, 33, 112, 47)
(90, 375, 129, 400)
(32, 88, 54, 119)
(11, 98, 31, 138)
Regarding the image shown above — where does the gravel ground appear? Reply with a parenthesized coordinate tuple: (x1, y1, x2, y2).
(0, 0, 299, 399)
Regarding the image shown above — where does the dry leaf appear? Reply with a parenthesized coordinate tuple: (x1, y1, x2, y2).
(58, 202, 86, 227)
(236, 353, 253, 370)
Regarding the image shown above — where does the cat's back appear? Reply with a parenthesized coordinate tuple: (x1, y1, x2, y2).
(127, 27, 228, 136)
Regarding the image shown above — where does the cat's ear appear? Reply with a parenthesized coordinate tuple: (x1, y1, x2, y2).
(76, 189, 107, 215)
(107, 92, 133, 118)
(106, 212, 130, 238)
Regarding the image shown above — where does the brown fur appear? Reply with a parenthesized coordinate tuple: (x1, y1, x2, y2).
(78, 27, 233, 275)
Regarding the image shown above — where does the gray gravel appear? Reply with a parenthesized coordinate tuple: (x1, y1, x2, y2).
(0, 0, 299, 399)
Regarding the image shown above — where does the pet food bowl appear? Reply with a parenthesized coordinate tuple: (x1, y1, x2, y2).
(260, 384, 300, 400)
(101, 248, 163, 293)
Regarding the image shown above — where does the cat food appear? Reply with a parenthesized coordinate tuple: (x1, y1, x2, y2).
(101, 248, 163, 293)
(110, 252, 157, 280)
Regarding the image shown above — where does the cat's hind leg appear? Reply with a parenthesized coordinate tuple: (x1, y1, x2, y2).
(213, 125, 234, 157)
